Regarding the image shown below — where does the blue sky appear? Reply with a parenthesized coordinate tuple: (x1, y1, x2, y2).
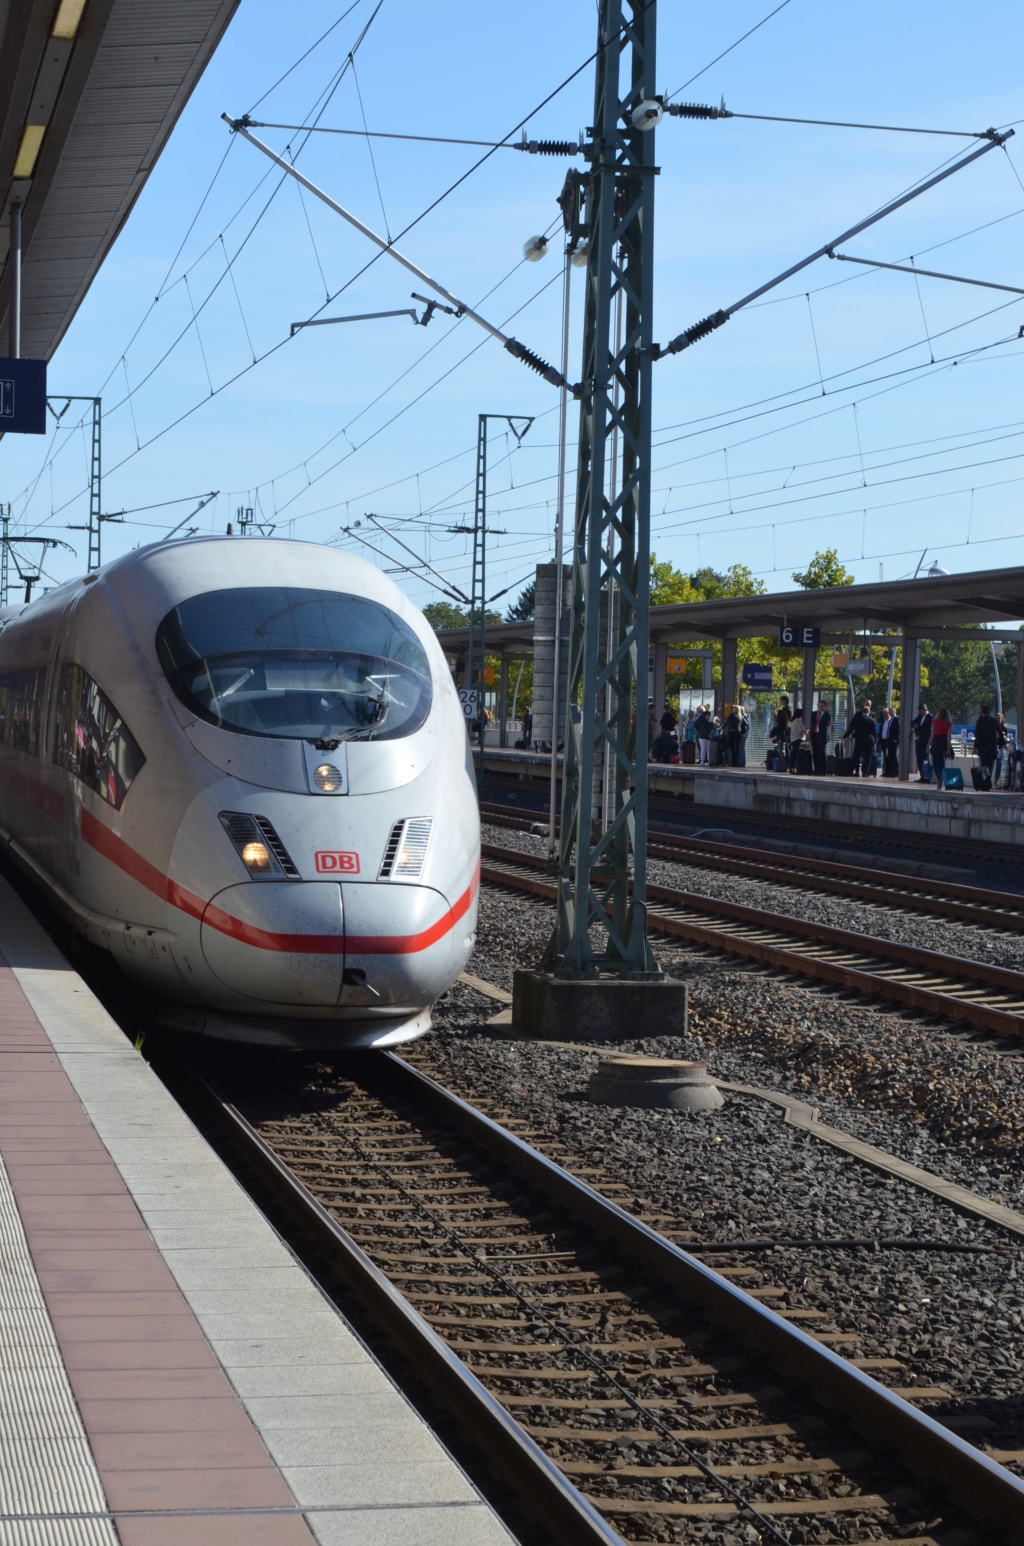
(5, 0, 1024, 608)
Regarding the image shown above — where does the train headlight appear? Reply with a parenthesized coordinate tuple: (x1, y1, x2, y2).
(241, 841, 272, 872)
(313, 763, 344, 792)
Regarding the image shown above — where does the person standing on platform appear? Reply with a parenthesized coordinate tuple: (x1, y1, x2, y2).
(912, 703, 933, 781)
(522, 705, 533, 747)
(769, 699, 792, 770)
(694, 704, 712, 766)
(647, 700, 657, 755)
(735, 702, 750, 766)
(810, 698, 832, 775)
(974, 704, 998, 781)
(787, 706, 806, 773)
(843, 699, 876, 776)
(660, 701, 677, 737)
(994, 712, 1009, 786)
(880, 705, 900, 778)
(724, 703, 743, 767)
(927, 705, 953, 787)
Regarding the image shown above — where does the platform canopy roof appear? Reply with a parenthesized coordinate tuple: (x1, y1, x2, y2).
(436, 562, 1024, 657)
(0, 0, 239, 364)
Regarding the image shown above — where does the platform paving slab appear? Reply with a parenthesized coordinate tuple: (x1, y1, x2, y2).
(0, 872, 515, 1546)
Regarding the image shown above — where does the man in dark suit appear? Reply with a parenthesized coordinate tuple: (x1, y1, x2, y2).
(880, 705, 900, 778)
(843, 699, 877, 776)
(809, 698, 832, 775)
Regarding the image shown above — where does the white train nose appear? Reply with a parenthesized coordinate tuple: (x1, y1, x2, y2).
(198, 879, 464, 1010)
(200, 882, 345, 1005)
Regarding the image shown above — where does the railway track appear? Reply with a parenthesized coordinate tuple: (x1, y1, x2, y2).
(480, 843, 1024, 1043)
(479, 769, 1024, 871)
(479, 802, 1024, 934)
(183, 1045, 1024, 1545)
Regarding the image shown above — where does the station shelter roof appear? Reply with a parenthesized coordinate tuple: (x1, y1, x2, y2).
(437, 562, 1024, 658)
(1, 0, 239, 365)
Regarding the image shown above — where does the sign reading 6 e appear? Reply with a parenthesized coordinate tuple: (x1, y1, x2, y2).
(315, 851, 360, 874)
(778, 624, 821, 648)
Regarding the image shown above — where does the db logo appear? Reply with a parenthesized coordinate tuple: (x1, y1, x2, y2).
(315, 850, 360, 874)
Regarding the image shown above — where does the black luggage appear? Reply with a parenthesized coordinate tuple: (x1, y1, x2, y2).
(838, 756, 855, 776)
(796, 745, 814, 775)
(971, 763, 992, 791)
(826, 752, 836, 775)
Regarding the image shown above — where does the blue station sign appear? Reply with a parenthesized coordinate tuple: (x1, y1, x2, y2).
(0, 358, 47, 434)
(742, 663, 773, 690)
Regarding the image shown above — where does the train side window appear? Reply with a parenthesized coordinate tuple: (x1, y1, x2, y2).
(0, 666, 45, 755)
(52, 664, 145, 809)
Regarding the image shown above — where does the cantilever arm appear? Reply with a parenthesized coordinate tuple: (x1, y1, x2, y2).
(654, 129, 1013, 358)
(224, 115, 570, 390)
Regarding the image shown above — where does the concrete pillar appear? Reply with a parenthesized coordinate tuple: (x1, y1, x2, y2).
(533, 563, 571, 748)
(498, 656, 509, 747)
(701, 651, 712, 702)
(800, 648, 815, 719)
(653, 641, 668, 718)
(721, 638, 737, 709)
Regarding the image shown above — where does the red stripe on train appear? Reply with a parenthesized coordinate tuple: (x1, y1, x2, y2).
(80, 808, 477, 956)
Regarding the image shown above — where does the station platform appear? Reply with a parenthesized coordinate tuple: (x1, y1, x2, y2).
(0, 872, 513, 1546)
(481, 747, 1024, 846)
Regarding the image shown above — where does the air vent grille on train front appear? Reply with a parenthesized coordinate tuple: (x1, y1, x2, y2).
(219, 812, 299, 878)
(378, 817, 433, 880)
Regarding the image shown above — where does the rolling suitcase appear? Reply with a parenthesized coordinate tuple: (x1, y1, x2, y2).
(825, 752, 837, 775)
(682, 741, 696, 764)
(943, 766, 964, 790)
(796, 745, 814, 775)
(838, 755, 855, 776)
(971, 760, 992, 791)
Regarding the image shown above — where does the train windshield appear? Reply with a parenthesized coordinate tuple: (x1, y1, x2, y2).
(156, 587, 432, 741)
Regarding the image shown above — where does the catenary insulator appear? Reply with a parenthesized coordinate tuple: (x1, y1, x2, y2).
(504, 338, 567, 388)
(515, 139, 580, 156)
(666, 101, 731, 120)
(659, 309, 729, 357)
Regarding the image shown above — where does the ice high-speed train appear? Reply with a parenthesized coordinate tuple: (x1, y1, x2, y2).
(0, 538, 480, 1047)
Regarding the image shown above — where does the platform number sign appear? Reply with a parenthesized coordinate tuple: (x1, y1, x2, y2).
(778, 624, 820, 648)
(458, 689, 478, 720)
(0, 358, 46, 433)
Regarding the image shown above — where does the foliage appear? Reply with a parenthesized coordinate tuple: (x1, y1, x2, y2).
(792, 548, 855, 589)
(422, 600, 467, 632)
(921, 636, 1002, 722)
(505, 581, 536, 621)
(421, 600, 503, 633)
(651, 554, 700, 607)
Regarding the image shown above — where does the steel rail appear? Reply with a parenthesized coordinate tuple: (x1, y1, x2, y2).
(480, 799, 1024, 926)
(480, 845, 1024, 1040)
(643, 836, 1024, 932)
(200, 1088, 625, 1546)
(382, 1054, 1024, 1535)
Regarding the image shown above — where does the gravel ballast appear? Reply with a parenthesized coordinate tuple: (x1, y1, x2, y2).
(411, 868, 1024, 1460)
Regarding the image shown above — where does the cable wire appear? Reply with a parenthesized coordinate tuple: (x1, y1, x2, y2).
(666, 0, 794, 101)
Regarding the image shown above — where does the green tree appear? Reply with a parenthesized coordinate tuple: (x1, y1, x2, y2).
(422, 600, 467, 632)
(792, 548, 855, 589)
(505, 581, 535, 621)
(921, 636, 996, 721)
(651, 553, 699, 606)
